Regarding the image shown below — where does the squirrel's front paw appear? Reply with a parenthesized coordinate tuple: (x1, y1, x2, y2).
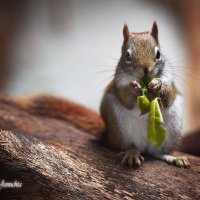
(148, 78, 162, 93)
(129, 80, 142, 95)
(117, 149, 144, 168)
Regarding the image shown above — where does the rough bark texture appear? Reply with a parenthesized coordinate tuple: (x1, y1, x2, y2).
(0, 94, 200, 200)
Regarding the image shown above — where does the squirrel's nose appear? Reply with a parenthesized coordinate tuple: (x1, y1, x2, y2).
(144, 67, 149, 75)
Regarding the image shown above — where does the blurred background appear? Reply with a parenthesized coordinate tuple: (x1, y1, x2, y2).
(0, 0, 200, 139)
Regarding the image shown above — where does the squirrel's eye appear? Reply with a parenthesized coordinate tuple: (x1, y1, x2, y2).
(126, 51, 132, 63)
(155, 47, 161, 60)
(156, 50, 160, 60)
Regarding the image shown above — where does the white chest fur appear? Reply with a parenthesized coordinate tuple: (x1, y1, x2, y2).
(106, 93, 183, 155)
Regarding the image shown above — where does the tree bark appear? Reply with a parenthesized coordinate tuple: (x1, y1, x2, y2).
(0, 94, 200, 200)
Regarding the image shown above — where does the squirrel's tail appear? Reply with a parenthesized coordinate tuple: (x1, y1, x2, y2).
(20, 94, 105, 137)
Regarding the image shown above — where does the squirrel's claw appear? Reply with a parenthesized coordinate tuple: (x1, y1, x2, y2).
(117, 149, 144, 168)
(155, 154, 191, 169)
(129, 80, 142, 95)
(148, 78, 162, 92)
(173, 157, 191, 168)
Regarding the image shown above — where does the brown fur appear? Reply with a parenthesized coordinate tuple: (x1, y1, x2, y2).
(17, 94, 105, 137)
(148, 81, 178, 107)
(151, 21, 158, 42)
(123, 24, 130, 39)
(159, 82, 178, 107)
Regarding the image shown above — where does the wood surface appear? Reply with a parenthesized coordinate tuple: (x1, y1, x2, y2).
(0, 95, 199, 200)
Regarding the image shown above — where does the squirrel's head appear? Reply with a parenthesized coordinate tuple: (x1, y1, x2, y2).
(119, 22, 165, 79)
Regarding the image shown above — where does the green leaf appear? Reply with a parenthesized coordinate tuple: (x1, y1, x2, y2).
(147, 98, 167, 149)
(148, 97, 156, 135)
(155, 99, 164, 124)
(137, 77, 168, 149)
(137, 95, 150, 115)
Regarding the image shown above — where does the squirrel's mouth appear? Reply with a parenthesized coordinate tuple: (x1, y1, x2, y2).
(140, 76, 152, 87)
(141, 74, 153, 80)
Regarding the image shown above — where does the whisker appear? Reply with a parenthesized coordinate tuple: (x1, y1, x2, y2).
(96, 64, 116, 68)
(96, 74, 115, 88)
(167, 65, 194, 70)
(162, 68, 196, 95)
(172, 69, 200, 82)
(164, 55, 185, 61)
(96, 69, 116, 74)
(105, 55, 119, 61)
(162, 53, 186, 65)
(164, 61, 200, 81)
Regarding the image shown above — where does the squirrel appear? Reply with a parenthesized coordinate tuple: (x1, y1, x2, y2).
(100, 22, 190, 168)
(20, 22, 190, 168)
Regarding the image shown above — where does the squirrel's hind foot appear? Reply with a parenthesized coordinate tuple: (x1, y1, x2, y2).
(155, 154, 191, 168)
(117, 149, 144, 168)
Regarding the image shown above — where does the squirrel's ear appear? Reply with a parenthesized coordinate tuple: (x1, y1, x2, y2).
(123, 24, 130, 40)
(151, 21, 158, 42)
